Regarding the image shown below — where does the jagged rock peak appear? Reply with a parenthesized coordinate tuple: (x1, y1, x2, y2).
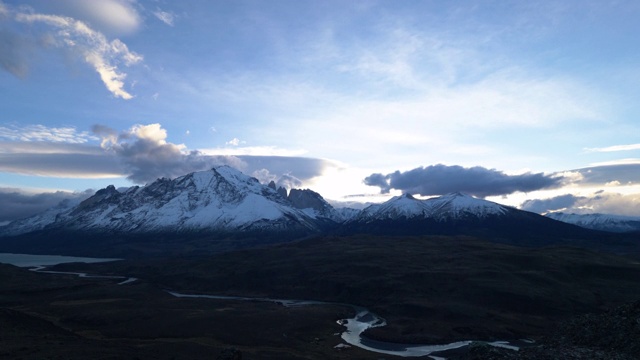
(288, 188, 331, 212)
(266, 180, 288, 198)
(75, 184, 120, 212)
(98, 185, 118, 195)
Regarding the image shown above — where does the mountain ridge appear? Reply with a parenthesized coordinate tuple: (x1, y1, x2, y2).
(0, 166, 342, 237)
(546, 212, 640, 233)
(0, 166, 636, 257)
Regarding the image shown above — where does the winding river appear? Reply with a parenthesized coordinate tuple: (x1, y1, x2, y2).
(167, 291, 521, 358)
(1, 253, 523, 359)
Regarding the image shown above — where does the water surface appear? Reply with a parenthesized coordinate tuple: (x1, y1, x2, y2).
(0, 253, 120, 267)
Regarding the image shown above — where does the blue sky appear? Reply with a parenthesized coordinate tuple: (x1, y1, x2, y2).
(1, 0, 640, 221)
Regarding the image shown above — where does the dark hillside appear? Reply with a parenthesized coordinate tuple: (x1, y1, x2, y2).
(81, 235, 640, 344)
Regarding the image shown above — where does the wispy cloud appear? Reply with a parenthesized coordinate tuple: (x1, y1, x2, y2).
(0, 28, 30, 77)
(153, 9, 175, 27)
(199, 146, 307, 157)
(566, 163, 640, 185)
(521, 191, 640, 216)
(2, 4, 143, 99)
(0, 122, 334, 184)
(181, 18, 605, 173)
(225, 138, 244, 146)
(0, 124, 98, 144)
(44, 0, 142, 35)
(0, 137, 122, 177)
(0, 152, 123, 178)
(585, 144, 640, 153)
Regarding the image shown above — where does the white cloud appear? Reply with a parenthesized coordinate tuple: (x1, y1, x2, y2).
(185, 27, 604, 171)
(585, 144, 640, 153)
(50, 0, 141, 35)
(0, 124, 98, 144)
(569, 192, 640, 216)
(12, 10, 142, 99)
(225, 138, 245, 146)
(588, 159, 640, 167)
(153, 9, 175, 27)
(126, 123, 174, 146)
(95, 123, 245, 183)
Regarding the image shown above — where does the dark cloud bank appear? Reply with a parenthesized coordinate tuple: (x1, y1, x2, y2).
(0, 124, 333, 222)
(93, 124, 331, 186)
(0, 189, 93, 223)
(520, 194, 584, 214)
(364, 164, 563, 197)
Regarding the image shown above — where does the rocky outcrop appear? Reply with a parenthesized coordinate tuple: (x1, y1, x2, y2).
(267, 181, 288, 199)
(287, 189, 332, 213)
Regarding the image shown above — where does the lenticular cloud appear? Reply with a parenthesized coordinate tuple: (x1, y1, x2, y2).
(364, 164, 563, 197)
(93, 123, 245, 184)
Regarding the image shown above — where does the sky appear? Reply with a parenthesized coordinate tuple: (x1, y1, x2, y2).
(1, 0, 640, 223)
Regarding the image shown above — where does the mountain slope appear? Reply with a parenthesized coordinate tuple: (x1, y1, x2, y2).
(0, 166, 335, 237)
(353, 193, 510, 223)
(341, 192, 603, 245)
(546, 212, 640, 233)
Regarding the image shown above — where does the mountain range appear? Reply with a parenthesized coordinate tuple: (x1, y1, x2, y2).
(545, 212, 640, 233)
(0, 166, 345, 237)
(0, 166, 636, 256)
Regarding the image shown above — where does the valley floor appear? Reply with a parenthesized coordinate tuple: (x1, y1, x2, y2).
(2, 235, 640, 359)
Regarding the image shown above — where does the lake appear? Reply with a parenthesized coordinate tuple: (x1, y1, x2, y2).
(0, 253, 120, 267)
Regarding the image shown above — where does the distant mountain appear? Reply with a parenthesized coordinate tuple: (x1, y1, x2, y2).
(0, 166, 342, 237)
(2, 168, 635, 257)
(546, 212, 640, 233)
(354, 192, 508, 221)
(341, 192, 599, 245)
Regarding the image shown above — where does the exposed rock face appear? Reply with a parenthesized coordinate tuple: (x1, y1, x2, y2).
(74, 185, 120, 213)
(267, 180, 288, 198)
(287, 189, 332, 212)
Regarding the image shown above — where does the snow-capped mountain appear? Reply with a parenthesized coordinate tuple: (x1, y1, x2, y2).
(356, 193, 432, 220)
(342, 192, 594, 242)
(546, 212, 640, 233)
(353, 192, 510, 223)
(0, 169, 611, 257)
(0, 166, 340, 236)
